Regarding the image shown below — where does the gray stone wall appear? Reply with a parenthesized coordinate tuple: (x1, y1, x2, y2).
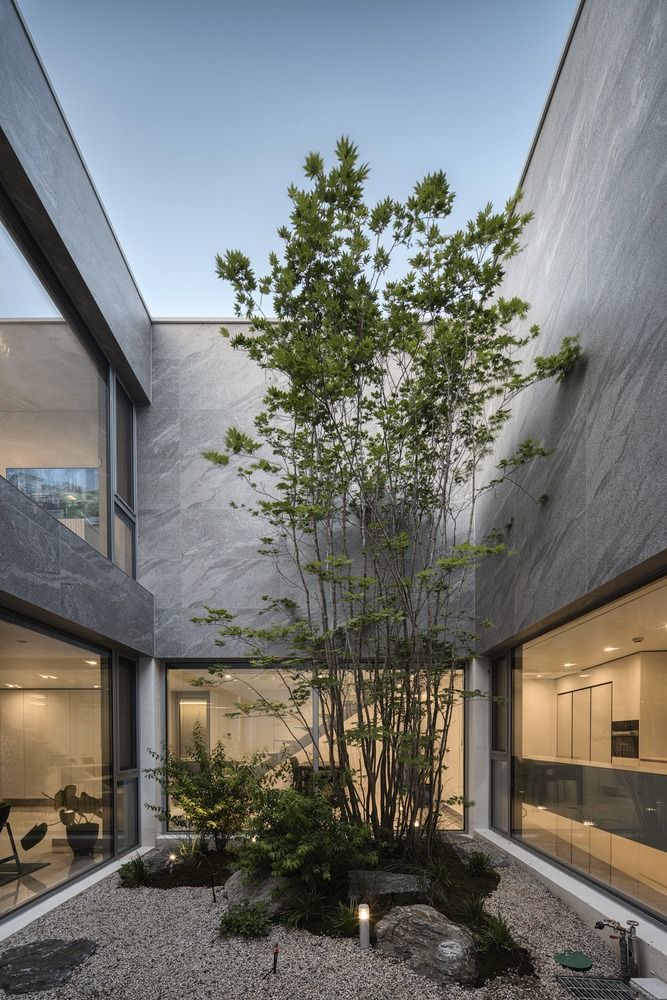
(0, 0, 152, 402)
(137, 321, 290, 659)
(0, 476, 154, 652)
(474, 0, 667, 651)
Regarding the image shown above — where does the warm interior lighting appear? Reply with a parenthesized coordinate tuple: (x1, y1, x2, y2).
(224, 674, 233, 680)
(84, 659, 97, 665)
(604, 646, 619, 652)
(564, 662, 576, 667)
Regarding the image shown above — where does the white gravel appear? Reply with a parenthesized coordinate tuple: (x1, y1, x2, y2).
(0, 841, 620, 1000)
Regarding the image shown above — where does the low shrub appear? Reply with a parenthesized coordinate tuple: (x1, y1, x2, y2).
(282, 884, 327, 929)
(478, 912, 517, 953)
(460, 893, 486, 927)
(220, 901, 272, 938)
(466, 850, 495, 877)
(241, 789, 376, 885)
(325, 901, 359, 938)
(119, 853, 149, 888)
(144, 723, 265, 852)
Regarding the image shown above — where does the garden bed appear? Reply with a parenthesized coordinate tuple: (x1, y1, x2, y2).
(0, 838, 619, 1000)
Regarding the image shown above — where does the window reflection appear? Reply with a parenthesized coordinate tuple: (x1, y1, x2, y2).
(513, 576, 667, 918)
(0, 219, 108, 555)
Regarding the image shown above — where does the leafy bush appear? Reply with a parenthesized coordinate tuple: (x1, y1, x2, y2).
(144, 723, 265, 852)
(119, 853, 149, 888)
(467, 850, 495, 877)
(220, 901, 272, 938)
(478, 912, 517, 953)
(241, 789, 376, 884)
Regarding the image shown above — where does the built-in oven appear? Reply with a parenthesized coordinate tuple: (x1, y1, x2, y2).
(611, 719, 639, 758)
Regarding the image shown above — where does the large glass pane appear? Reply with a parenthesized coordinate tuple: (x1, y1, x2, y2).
(115, 777, 138, 853)
(113, 508, 134, 577)
(0, 220, 108, 555)
(116, 657, 136, 772)
(512, 576, 667, 919)
(167, 664, 313, 768)
(114, 382, 133, 508)
(0, 616, 112, 919)
(491, 657, 508, 752)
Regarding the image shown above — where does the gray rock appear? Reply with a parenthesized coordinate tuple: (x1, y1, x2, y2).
(222, 869, 289, 918)
(348, 869, 429, 900)
(375, 904, 476, 985)
(0, 939, 96, 995)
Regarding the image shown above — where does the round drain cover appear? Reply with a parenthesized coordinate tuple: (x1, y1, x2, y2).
(554, 951, 593, 971)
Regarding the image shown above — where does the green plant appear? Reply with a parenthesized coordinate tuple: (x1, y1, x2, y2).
(178, 833, 204, 869)
(241, 789, 376, 885)
(144, 723, 265, 852)
(460, 893, 487, 927)
(119, 853, 149, 888)
(282, 884, 327, 929)
(467, 850, 495, 877)
(325, 900, 360, 938)
(47, 784, 102, 828)
(197, 137, 582, 853)
(220, 901, 271, 938)
(478, 912, 517, 953)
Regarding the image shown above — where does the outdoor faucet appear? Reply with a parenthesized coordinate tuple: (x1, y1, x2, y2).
(594, 918, 639, 981)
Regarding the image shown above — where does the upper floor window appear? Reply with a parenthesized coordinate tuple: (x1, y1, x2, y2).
(0, 218, 109, 557)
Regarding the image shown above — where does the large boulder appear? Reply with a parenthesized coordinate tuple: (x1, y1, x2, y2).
(222, 870, 289, 918)
(375, 904, 476, 985)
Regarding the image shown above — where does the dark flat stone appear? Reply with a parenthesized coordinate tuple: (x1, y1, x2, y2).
(0, 939, 96, 994)
(349, 869, 430, 899)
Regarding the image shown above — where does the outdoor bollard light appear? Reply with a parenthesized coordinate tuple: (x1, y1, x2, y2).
(358, 903, 370, 951)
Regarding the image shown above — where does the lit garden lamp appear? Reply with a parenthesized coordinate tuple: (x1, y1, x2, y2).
(168, 851, 177, 874)
(358, 902, 370, 950)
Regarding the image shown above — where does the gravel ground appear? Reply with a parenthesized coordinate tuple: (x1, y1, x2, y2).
(0, 841, 620, 1000)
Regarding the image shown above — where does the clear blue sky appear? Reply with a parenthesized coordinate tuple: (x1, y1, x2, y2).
(19, 0, 578, 318)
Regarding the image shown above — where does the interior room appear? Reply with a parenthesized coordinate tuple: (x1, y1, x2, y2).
(0, 618, 111, 919)
(513, 576, 667, 917)
(0, 221, 108, 557)
(167, 664, 465, 830)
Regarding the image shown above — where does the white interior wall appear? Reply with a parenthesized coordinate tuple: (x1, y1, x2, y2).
(0, 688, 102, 800)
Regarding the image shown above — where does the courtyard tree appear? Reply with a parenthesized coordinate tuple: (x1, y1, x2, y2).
(196, 137, 581, 851)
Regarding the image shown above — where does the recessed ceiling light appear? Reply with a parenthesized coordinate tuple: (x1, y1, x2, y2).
(579, 673, 591, 678)
(39, 674, 50, 679)
(93, 684, 100, 689)
(603, 647, 619, 652)
(536, 674, 543, 678)
(83, 659, 97, 666)
(564, 662, 576, 667)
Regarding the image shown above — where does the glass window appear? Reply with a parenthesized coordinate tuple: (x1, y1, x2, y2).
(492, 656, 509, 753)
(512, 576, 667, 919)
(0, 219, 108, 556)
(0, 615, 112, 919)
(113, 508, 134, 577)
(114, 381, 133, 508)
(116, 656, 137, 772)
(167, 664, 313, 765)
